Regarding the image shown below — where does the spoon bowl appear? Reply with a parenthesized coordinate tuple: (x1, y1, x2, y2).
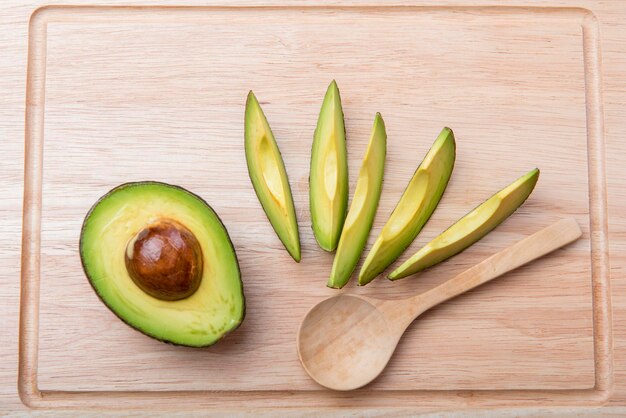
(297, 294, 397, 391)
(297, 218, 582, 390)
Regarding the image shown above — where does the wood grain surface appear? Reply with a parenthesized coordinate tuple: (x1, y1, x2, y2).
(1, 0, 625, 415)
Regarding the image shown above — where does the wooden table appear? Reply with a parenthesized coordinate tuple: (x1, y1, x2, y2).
(2, 0, 626, 415)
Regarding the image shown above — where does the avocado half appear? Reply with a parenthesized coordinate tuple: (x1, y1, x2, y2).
(79, 182, 245, 347)
(358, 128, 456, 285)
(389, 168, 539, 280)
(245, 91, 301, 262)
(310, 80, 349, 252)
(328, 113, 387, 289)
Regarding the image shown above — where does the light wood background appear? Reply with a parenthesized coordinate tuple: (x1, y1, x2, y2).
(2, 0, 626, 415)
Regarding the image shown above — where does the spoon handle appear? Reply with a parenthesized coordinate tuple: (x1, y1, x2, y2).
(413, 218, 582, 315)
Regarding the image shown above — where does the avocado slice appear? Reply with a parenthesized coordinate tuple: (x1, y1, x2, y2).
(389, 168, 540, 280)
(310, 80, 349, 252)
(327, 113, 387, 289)
(358, 128, 456, 285)
(80, 182, 245, 347)
(245, 91, 301, 262)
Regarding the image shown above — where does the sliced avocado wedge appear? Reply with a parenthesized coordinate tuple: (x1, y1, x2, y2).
(358, 128, 456, 285)
(310, 80, 349, 252)
(389, 168, 540, 280)
(245, 91, 301, 262)
(80, 182, 245, 347)
(389, 168, 539, 280)
(328, 113, 387, 289)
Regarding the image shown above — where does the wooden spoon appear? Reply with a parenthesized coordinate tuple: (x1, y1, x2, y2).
(297, 218, 582, 391)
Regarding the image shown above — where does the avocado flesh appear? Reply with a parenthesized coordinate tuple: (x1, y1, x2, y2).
(80, 182, 245, 347)
(358, 128, 456, 285)
(310, 80, 349, 252)
(328, 113, 387, 289)
(245, 91, 301, 262)
(389, 168, 540, 280)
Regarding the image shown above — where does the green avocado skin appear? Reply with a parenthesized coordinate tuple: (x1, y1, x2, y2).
(389, 168, 540, 280)
(327, 113, 387, 289)
(80, 181, 245, 348)
(310, 80, 349, 252)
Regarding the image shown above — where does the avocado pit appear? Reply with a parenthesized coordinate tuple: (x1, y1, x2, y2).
(125, 219, 203, 301)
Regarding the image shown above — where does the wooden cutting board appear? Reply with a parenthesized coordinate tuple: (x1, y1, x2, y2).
(14, 1, 616, 413)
